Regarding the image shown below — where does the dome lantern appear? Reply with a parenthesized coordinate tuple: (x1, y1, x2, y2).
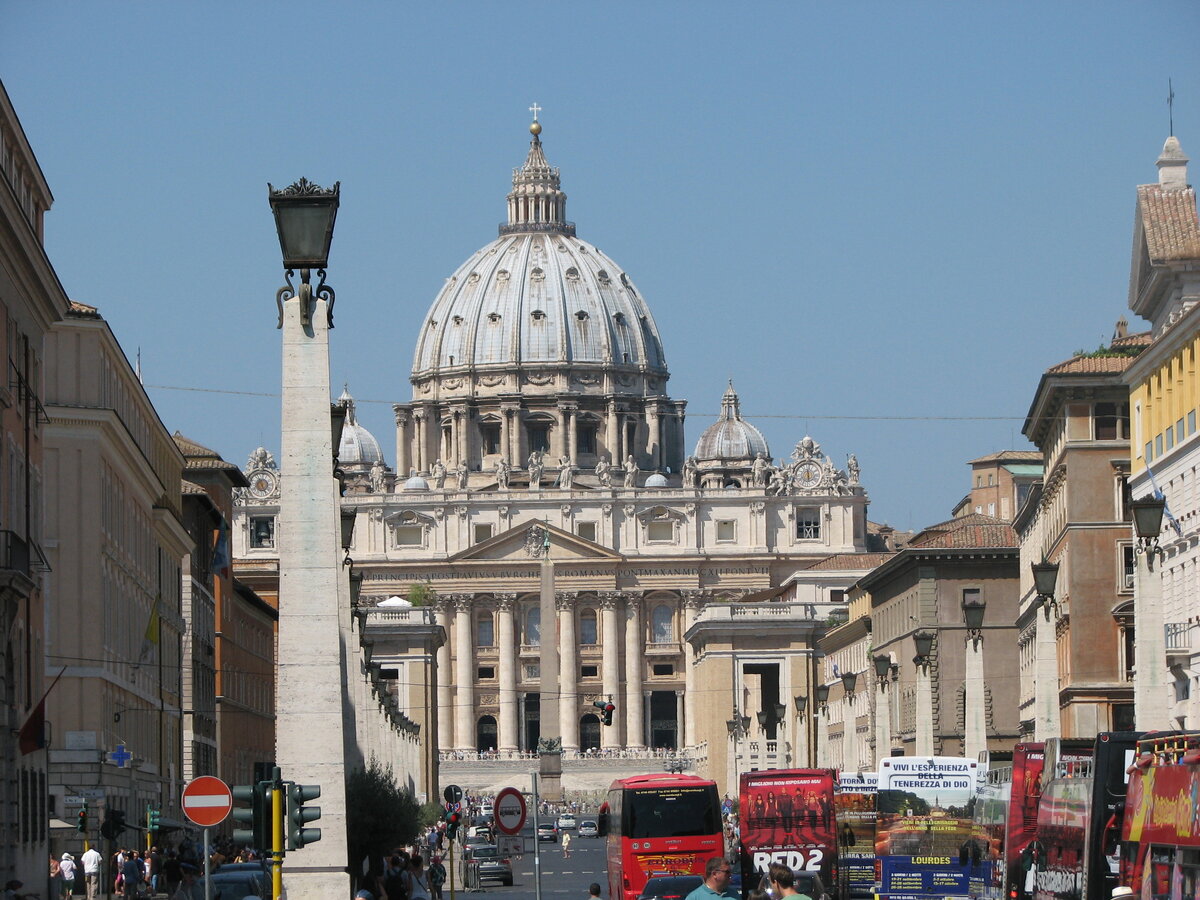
(500, 116, 575, 237)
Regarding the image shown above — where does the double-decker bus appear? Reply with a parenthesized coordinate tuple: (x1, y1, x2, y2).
(1119, 732, 1200, 900)
(737, 769, 838, 897)
(1030, 732, 1143, 900)
(598, 773, 724, 900)
(833, 771, 877, 900)
(875, 756, 983, 900)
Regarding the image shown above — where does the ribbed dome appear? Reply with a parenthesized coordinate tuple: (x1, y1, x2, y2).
(336, 387, 385, 466)
(694, 382, 770, 460)
(412, 125, 667, 379)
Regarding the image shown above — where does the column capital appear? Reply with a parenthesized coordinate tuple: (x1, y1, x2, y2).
(625, 595, 643, 616)
(392, 404, 411, 425)
(495, 593, 518, 610)
(555, 592, 577, 611)
(599, 592, 623, 610)
(450, 594, 474, 613)
(681, 590, 708, 609)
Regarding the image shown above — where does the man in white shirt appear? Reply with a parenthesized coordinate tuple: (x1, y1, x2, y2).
(81, 846, 103, 900)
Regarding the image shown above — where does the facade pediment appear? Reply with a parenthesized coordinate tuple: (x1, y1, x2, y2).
(449, 519, 624, 563)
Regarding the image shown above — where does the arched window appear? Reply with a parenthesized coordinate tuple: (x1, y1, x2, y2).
(651, 604, 673, 643)
(525, 607, 541, 646)
(579, 609, 598, 645)
(477, 715, 497, 753)
(476, 611, 494, 648)
(579, 714, 601, 752)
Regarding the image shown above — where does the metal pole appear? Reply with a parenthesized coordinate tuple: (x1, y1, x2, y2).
(531, 772, 542, 900)
(449, 837, 456, 900)
(203, 827, 212, 900)
(272, 766, 284, 900)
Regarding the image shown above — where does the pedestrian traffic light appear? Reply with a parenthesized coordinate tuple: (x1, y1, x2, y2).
(77, 804, 88, 834)
(444, 807, 461, 840)
(232, 782, 269, 850)
(593, 699, 615, 726)
(147, 805, 161, 833)
(286, 783, 322, 850)
(100, 809, 126, 840)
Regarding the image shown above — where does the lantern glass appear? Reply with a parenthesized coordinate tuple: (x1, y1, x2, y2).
(268, 180, 340, 269)
(773, 702, 787, 722)
(815, 684, 830, 704)
(873, 654, 891, 677)
(794, 695, 807, 714)
(1131, 496, 1166, 540)
(740, 714, 751, 733)
(913, 630, 935, 658)
(962, 597, 987, 631)
(756, 710, 769, 729)
(1031, 560, 1059, 597)
(340, 507, 357, 551)
(840, 671, 858, 693)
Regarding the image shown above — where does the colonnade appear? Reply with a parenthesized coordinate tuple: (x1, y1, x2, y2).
(434, 591, 698, 753)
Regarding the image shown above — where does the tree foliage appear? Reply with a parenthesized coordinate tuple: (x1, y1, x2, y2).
(418, 800, 445, 828)
(346, 758, 422, 874)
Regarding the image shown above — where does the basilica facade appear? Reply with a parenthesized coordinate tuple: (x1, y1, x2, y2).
(233, 120, 883, 791)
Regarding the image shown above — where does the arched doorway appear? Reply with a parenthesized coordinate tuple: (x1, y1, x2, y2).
(477, 715, 497, 753)
(579, 714, 601, 752)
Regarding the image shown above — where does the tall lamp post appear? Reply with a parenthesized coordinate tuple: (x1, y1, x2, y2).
(726, 707, 751, 793)
(962, 594, 987, 759)
(1031, 560, 1061, 741)
(912, 631, 935, 756)
(269, 178, 351, 899)
(873, 654, 897, 765)
(794, 696, 809, 767)
(1131, 496, 1169, 730)
(840, 671, 859, 771)
(814, 684, 831, 767)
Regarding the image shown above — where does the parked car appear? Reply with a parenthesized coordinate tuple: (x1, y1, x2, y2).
(637, 875, 703, 900)
(556, 813, 576, 830)
(536, 823, 558, 842)
(578, 820, 598, 837)
(465, 844, 513, 886)
(197, 872, 267, 899)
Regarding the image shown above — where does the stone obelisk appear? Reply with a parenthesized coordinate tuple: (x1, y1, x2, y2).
(529, 525, 563, 801)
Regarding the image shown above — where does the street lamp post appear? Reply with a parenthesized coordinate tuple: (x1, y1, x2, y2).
(814, 683, 831, 767)
(840, 671, 859, 771)
(1131, 496, 1169, 730)
(726, 707, 751, 792)
(1031, 560, 1061, 741)
(962, 595, 987, 759)
(794, 696, 809, 767)
(269, 178, 351, 899)
(912, 631, 935, 756)
(873, 654, 896, 766)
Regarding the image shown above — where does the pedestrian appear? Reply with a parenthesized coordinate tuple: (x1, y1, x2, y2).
(427, 856, 446, 900)
(170, 864, 202, 900)
(562, 831, 572, 859)
(147, 846, 162, 895)
(81, 845, 103, 900)
(5, 880, 31, 900)
(59, 853, 77, 899)
(121, 850, 144, 900)
(161, 850, 182, 899)
(683, 857, 738, 900)
(405, 855, 431, 900)
(767, 862, 809, 900)
(380, 855, 407, 900)
(587, 883, 602, 900)
(50, 853, 63, 899)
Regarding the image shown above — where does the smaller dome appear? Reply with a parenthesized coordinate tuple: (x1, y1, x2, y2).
(694, 382, 770, 460)
(644, 473, 669, 488)
(380, 595, 414, 607)
(404, 474, 430, 491)
(336, 386, 385, 466)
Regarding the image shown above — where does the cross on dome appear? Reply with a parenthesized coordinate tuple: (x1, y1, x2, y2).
(529, 102, 542, 122)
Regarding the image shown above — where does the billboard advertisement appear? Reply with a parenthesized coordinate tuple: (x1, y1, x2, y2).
(739, 769, 838, 890)
(835, 771, 878, 899)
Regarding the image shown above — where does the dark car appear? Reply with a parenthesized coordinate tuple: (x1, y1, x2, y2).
(637, 875, 703, 900)
(756, 870, 828, 900)
(213, 861, 270, 876)
(465, 844, 513, 886)
(197, 871, 266, 899)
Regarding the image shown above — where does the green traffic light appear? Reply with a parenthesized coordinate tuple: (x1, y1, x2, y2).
(286, 783, 322, 850)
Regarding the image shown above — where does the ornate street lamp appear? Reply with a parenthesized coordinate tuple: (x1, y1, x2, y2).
(873, 654, 893, 686)
(962, 594, 987, 644)
(794, 695, 808, 716)
(1131, 496, 1167, 552)
(773, 702, 787, 723)
(840, 671, 858, 695)
(913, 630, 935, 669)
(814, 683, 830, 712)
(268, 178, 340, 327)
(756, 710, 770, 729)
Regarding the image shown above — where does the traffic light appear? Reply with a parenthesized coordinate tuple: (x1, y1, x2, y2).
(593, 699, 615, 726)
(286, 783, 322, 850)
(100, 809, 126, 840)
(232, 782, 269, 850)
(77, 804, 88, 834)
(147, 805, 161, 834)
(444, 807, 461, 840)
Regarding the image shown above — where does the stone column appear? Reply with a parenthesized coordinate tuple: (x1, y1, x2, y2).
(842, 694, 858, 771)
(606, 400, 619, 464)
(648, 404, 662, 471)
(675, 690, 684, 751)
(1134, 547, 1170, 730)
(1033, 605, 1061, 741)
(600, 594, 621, 749)
(682, 593, 703, 747)
(554, 406, 567, 460)
(625, 596, 645, 748)
(393, 407, 410, 476)
(413, 411, 426, 473)
(497, 596, 518, 754)
(567, 407, 578, 464)
(454, 596, 474, 750)
(435, 601, 452, 749)
(816, 710, 830, 767)
(915, 662, 935, 757)
(276, 286, 351, 897)
(964, 634, 987, 760)
(539, 558, 560, 744)
(644, 690, 653, 746)
(558, 593, 579, 751)
(874, 681, 891, 769)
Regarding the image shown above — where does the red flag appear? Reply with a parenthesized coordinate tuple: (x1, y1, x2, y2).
(18, 668, 65, 755)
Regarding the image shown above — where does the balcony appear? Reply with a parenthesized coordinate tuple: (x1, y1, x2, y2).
(0, 530, 36, 599)
(1165, 622, 1194, 663)
(645, 641, 681, 656)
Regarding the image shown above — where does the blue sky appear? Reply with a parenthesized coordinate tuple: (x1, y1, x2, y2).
(3, 3, 1197, 530)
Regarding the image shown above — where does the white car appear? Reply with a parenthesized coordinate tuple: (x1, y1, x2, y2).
(556, 813, 576, 830)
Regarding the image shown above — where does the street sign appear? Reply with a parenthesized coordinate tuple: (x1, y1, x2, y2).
(108, 745, 133, 768)
(181, 776, 233, 827)
(493, 786, 527, 836)
(443, 783, 463, 805)
(497, 834, 523, 857)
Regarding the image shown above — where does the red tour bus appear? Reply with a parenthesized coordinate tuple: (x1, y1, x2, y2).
(599, 773, 724, 900)
(1120, 732, 1200, 900)
(738, 769, 838, 896)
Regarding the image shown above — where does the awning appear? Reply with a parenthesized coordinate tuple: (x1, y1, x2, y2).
(49, 817, 76, 830)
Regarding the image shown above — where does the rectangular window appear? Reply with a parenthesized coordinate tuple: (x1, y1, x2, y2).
(524, 664, 540, 679)
(396, 525, 423, 546)
(527, 424, 550, 454)
(647, 521, 674, 542)
(1067, 403, 1092, 440)
(249, 516, 275, 549)
(1189, 410, 1196, 434)
(829, 589, 845, 605)
(652, 664, 674, 676)
(473, 523, 494, 544)
(1145, 441, 1154, 462)
(1156, 434, 1164, 457)
(716, 520, 736, 542)
(796, 508, 821, 540)
(478, 666, 496, 680)
(1117, 475, 1133, 521)
(581, 665, 598, 678)
(1166, 428, 1174, 450)
(1121, 544, 1135, 590)
(578, 425, 597, 455)
(1178, 418, 1186, 443)
(576, 522, 597, 542)
(480, 422, 501, 455)
(1094, 402, 1129, 440)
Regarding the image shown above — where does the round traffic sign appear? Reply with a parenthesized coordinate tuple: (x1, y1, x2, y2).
(443, 784, 463, 805)
(181, 776, 233, 828)
(493, 786, 527, 836)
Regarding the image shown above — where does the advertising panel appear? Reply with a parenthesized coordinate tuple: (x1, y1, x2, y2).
(876, 757, 981, 900)
(739, 769, 838, 891)
(834, 772, 877, 899)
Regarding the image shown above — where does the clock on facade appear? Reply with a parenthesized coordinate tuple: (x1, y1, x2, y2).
(795, 461, 822, 490)
(248, 470, 278, 499)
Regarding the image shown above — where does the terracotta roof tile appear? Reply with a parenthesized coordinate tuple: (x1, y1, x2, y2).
(803, 552, 896, 571)
(1137, 184, 1200, 261)
(1045, 354, 1140, 376)
(181, 480, 207, 495)
(968, 450, 1043, 464)
(908, 513, 1016, 549)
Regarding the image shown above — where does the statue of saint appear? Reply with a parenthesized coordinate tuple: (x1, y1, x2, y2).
(594, 455, 612, 487)
(557, 456, 576, 489)
(455, 463, 469, 491)
(495, 457, 511, 489)
(683, 456, 699, 488)
(369, 460, 385, 493)
(431, 459, 448, 489)
(527, 451, 544, 490)
(624, 455, 640, 488)
(751, 452, 769, 488)
(847, 454, 860, 485)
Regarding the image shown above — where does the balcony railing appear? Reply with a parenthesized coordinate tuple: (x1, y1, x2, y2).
(1165, 622, 1193, 659)
(0, 530, 30, 576)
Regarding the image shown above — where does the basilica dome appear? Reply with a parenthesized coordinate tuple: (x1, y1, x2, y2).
(411, 125, 667, 383)
(694, 382, 770, 461)
(335, 387, 385, 466)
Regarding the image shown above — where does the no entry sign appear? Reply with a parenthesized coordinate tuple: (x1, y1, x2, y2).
(182, 776, 233, 828)
(493, 786, 527, 836)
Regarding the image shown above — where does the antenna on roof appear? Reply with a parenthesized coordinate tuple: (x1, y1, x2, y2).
(1168, 78, 1175, 136)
